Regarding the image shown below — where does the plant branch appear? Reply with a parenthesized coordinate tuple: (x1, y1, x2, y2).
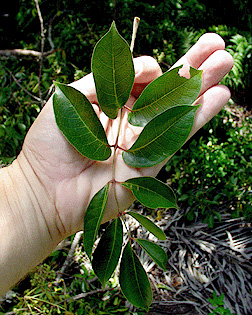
(0, 49, 55, 59)
(55, 231, 83, 284)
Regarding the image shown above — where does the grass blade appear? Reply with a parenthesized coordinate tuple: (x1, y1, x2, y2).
(121, 176, 177, 209)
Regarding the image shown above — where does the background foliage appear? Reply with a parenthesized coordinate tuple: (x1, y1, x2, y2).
(0, 0, 251, 313)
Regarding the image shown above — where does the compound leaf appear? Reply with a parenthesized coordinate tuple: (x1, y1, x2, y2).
(92, 218, 123, 288)
(119, 241, 153, 311)
(53, 82, 111, 161)
(83, 183, 110, 259)
(128, 66, 202, 127)
(127, 211, 166, 240)
(121, 176, 177, 209)
(92, 21, 134, 119)
(135, 239, 168, 271)
(123, 105, 200, 168)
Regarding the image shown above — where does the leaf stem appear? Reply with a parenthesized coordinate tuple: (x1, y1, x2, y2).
(130, 17, 140, 53)
(111, 108, 124, 213)
(111, 16, 140, 221)
(123, 105, 133, 112)
(109, 144, 127, 151)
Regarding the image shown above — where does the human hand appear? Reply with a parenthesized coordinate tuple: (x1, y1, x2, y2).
(16, 33, 234, 241)
(0, 33, 233, 296)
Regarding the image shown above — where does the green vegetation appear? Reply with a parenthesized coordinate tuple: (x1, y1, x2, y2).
(0, 0, 251, 313)
(0, 262, 130, 315)
(208, 291, 235, 315)
(165, 105, 252, 226)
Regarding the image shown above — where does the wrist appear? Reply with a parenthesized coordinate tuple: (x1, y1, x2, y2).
(8, 152, 64, 244)
(0, 153, 63, 296)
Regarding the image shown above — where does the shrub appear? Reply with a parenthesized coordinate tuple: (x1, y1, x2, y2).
(165, 104, 252, 226)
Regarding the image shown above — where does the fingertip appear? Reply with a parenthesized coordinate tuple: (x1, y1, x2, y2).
(197, 32, 226, 50)
(133, 56, 162, 83)
(222, 49, 234, 72)
(174, 32, 228, 70)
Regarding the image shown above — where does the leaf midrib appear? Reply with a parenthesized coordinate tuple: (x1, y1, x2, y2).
(103, 219, 120, 281)
(129, 107, 194, 152)
(92, 189, 109, 242)
(129, 244, 147, 305)
(61, 88, 108, 146)
(132, 71, 201, 113)
(125, 182, 175, 205)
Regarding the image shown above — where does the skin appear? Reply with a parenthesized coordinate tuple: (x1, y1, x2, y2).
(0, 33, 233, 296)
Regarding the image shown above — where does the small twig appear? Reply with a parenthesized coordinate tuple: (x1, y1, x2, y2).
(85, 19, 99, 40)
(9, 70, 44, 103)
(48, 14, 58, 50)
(34, 0, 45, 106)
(57, 287, 115, 304)
(48, 10, 71, 50)
(55, 231, 83, 284)
(130, 17, 140, 53)
(5, 309, 28, 315)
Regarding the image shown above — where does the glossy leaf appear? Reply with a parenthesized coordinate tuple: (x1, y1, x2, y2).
(127, 211, 166, 240)
(121, 176, 177, 209)
(83, 183, 110, 258)
(135, 239, 168, 271)
(53, 82, 111, 161)
(119, 241, 153, 311)
(123, 105, 200, 167)
(92, 218, 123, 288)
(128, 66, 202, 127)
(91, 21, 135, 119)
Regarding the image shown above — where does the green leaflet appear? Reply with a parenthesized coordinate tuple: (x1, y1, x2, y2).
(135, 239, 168, 271)
(92, 218, 123, 288)
(119, 241, 153, 311)
(53, 82, 111, 161)
(83, 184, 110, 259)
(128, 66, 202, 127)
(92, 21, 135, 119)
(121, 176, 177, 209)
(127, 211, 166, 240)
(123, 105, 200, 168)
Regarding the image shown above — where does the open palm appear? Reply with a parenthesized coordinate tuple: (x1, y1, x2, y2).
(20, 33, 233, 239)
